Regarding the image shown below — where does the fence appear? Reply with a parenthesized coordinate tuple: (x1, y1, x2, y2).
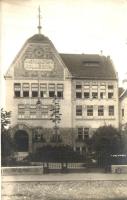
(2, 163, 86, 175)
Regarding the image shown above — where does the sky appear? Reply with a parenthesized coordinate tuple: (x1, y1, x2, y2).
(1, 0, 127, 103)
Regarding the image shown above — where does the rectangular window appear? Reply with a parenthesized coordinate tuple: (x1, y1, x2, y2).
(76, 105, 82, 116)
(31, 83, 38, 97)
(49, 91, 55, 98)
(42, 105, 48, 118)
(122, 109, 124, 117)
(92, 92, 98, 99)
(18, 104, 25, 118)
(100, 92, 104, 99)
(84, 128, 89, 139)
(92, 85, 98, 90)
(87, 106, 93, 116)
(98, 105, 104, 116)
(49, 84, 55, 98)
(100, 85, 106, 90)
(76, 92, 82, 99)
(109, 106, 114, 116)
(23, 91, 29, 97)
(40, 83, 47, 98)
(57, 91, 63, 98)
(30, 105, 36, 118)
(108, 85, 114, 89)
(76, 83, 82, 99)
(32, 91, 38, 97)
(76, 84, 82, 89)
(84, 92, 90, 98)
(14, 83, 21, 98)
(23, 83, 29, 97)
(77, 128, 83, 140)
(57, 84, 64, 98)
(108, 92, 113, 99)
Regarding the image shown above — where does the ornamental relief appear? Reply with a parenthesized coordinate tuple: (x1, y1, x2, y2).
(14, 43, 64, 79)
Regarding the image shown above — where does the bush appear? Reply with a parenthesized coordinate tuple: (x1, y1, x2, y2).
(28, 145, 85, 162)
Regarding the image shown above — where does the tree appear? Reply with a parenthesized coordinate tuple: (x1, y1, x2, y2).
(91, 125, 122, 155)
(1, 108, 14, 165)
(1, 108, 11, 132)
(90, 125, 123, 169)
(50, 95, 62, 142)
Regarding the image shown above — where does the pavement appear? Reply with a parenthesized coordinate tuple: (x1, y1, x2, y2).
(2, 173, 127, 182)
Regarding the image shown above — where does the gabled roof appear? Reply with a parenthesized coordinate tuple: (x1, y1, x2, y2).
(60, 53, 117, 80)
(120, 89, 127, 100)
(27, 34, 49, 43)
(119, 87, 124, 97)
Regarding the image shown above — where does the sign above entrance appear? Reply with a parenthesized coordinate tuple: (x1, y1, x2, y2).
(24, 59, 54, 71)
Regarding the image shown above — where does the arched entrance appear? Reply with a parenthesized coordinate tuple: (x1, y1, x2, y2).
(14, 130, 29, 152)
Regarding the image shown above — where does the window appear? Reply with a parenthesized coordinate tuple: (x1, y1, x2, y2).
(76, 83, 82, 98)
(49, 84, 55, 98)
(109, 106, 114, 116)
(84, 92, 90, 98)
(92, 85, 98, 90)
(32, 91, 38, 97)
(30, 105, 36, 118)
(98, 106, 104, 116)
(33, 133, 45, 142)
(87, 106, 93, 116)
(100, 92, 104, 99)
(100, 84, 106, 99)
(76, 147, 80, 153)
(42, 105, 49, 118)
(49, 91, 55, 97)
(108, 85, 114, 89)
(122, 109, 124, 117)
(57, 84, 63, 98)
(14, 83, 21, 97)
(77, 127, 89, 140)
(77, 128, 83, 140)
(108, 92, 113, 99)
(31, 83, 38, 97)
(23, 83, 29, 97)
(84, 128, 89, 139)
(76, 92, 82, 99)
(40, 83, 47, 98)
(23, 91, 29, 97)
(92, 92, 98, 99)
(18, 104, 25, 118)
(76, 105, 82, 116)
(82, 61, 99, 67)
(57, 91, 63, 98)
(76, 84, 82, 89)
(15, 91, 21, 98)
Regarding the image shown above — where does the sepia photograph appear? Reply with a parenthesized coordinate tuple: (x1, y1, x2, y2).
(1, 0, 127, 199)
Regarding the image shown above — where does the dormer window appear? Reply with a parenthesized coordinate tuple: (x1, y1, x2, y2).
(82, 61, 99, 67)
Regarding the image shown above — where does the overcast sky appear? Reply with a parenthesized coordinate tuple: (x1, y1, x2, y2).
(1, 0, 127, 86)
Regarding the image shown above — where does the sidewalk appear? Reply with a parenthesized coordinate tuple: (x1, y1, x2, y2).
(2, 173, 127, 182)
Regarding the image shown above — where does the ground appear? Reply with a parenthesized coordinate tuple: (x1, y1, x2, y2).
(2, 173, 127, 200)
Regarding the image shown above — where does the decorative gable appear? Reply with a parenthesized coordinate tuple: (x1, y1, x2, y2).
(5, 34, 71, 81)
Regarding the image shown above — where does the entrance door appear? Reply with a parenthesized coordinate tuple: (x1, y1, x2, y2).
(14, 130, 29, 152)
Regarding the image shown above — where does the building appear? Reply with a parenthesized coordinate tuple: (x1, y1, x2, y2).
(119, 89, 127, 131)
(122, 72, 127, 89)
(4, 18, 119, 156)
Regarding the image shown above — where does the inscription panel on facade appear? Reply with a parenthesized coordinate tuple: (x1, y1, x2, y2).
(24, 59, 54, 71)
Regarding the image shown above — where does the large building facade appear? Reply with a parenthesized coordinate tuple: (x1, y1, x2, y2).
(119, 89, 127, 131)
(5, 32, 119, 155)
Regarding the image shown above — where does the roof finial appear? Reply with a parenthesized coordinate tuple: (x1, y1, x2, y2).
(38, 6, 42, 34)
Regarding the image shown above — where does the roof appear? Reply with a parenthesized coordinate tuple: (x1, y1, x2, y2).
(120, 89, 127, 100)
(119, 87, 124, 97)
(60, 54, 117, 80)
(27, 34, 49, 43)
